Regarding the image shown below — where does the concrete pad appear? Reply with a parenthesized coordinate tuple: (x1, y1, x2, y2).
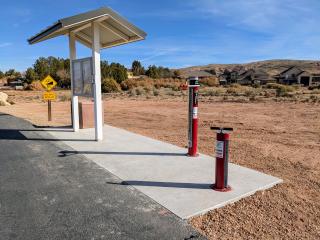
(40, 125, 282, 219)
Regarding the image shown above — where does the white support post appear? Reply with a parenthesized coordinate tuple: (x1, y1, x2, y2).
(92, 21, 103, 141)
(69, 32, 79, 132)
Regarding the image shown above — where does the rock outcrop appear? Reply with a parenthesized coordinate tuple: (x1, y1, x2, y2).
(0, 92, 11, 106)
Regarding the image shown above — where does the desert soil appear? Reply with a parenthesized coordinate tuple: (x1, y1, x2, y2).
(1, 90, 319, 240)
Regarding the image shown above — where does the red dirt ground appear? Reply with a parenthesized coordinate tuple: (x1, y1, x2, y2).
(1, 90, 319, 239)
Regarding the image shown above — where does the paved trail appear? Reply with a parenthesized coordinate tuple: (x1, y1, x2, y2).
(0, 113, 205, 240)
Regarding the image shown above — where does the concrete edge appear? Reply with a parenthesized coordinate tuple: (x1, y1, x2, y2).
(183, 178, 283, 219)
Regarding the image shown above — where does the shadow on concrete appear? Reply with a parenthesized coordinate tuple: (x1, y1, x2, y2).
(107, 180, 212, 190)
(0, 129, 27, 140)
(0, 128, 73, 132)
(32, 124, 73, 131)
(59, 150, 187, 157)
(0, 129, 94, 142)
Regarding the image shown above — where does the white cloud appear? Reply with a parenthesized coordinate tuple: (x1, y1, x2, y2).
(140, 47, 181, 62)
(189, 0, 319, 33)
(0, 42, 12, 48)
(99, 0, 320, 66)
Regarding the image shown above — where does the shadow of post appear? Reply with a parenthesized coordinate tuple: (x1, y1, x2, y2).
(107, 180, 212, 190)
(0, 129, 94, 142)
(59, 150, 187, 157)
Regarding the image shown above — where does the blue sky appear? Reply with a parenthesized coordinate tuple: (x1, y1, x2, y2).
(0, 0, 319, 71)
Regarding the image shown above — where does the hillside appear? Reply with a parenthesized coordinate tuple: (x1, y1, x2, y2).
(178, 59, 320, 76)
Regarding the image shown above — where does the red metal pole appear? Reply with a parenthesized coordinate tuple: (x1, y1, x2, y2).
(188, 77, 199, 157)
(211, 128, 232, 192)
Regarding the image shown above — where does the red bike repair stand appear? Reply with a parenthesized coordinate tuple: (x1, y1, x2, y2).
(210, 127, 233, 192)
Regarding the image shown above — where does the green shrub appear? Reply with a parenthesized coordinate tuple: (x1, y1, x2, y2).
(101, 78, 121, 93)
(244, 89, 257, 97)
(276, 86, 294, 97)
(129, 88, 136, 96)
(201, 77, 219, 87)
(249, 95, 257, 101)
(230, 83, 242, 88)
(310, 95, 319, 103)
(265, 83, 280, 89)
(291, 84, 301, 90)
(266, 83, 294, 91)
(252, 83, 261, 88)
(144, 86, 152, 93)
(265, 83, 294, 97)
(311, 89, 320, 94)
(171, 85, 180, 91)
(135, 87, 145, 95)
(308, 85, 320, 90)
(153, 88, 159, 96)
(201, 88, 224, 96)
(24, 81, 43, 91)
(212, 88, 225, 96)
(120, 79, 137, 90)
(59, 93, 71, 102)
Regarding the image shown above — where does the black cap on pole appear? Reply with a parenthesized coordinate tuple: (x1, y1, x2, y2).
(188, 76, 200, 86)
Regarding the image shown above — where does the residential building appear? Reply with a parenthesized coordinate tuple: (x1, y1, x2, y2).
(278, 66, 320, 86)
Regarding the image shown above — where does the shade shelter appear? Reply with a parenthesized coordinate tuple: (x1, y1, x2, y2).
(28, 7, 147, 140)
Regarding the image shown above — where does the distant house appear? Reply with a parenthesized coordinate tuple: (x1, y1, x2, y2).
(127, 71, 134, 79)
(229, 70, 239, 83)
(236, 69, 275, 85)
(218, 69, 230, 84)
(218, 67, 247, 84)
(278, 66, 320, 86)
(297, 71, 320, 86)
(278, 66, 304, 85)
(218, 75, 227, 85)
(127, 71, 143, 79)
(9, 79, 24, 90)
(227, 67, 245, 84)
(237, 69, 255, 85)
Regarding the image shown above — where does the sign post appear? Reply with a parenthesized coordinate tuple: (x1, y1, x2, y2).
(41, 75, 57, 122)
(48, 100, 52, 121)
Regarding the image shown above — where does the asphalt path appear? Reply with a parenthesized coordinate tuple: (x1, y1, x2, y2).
(0, 113, 205, 240)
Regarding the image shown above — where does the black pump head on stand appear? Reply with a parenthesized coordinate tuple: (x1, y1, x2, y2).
(210, 127, 234, 133)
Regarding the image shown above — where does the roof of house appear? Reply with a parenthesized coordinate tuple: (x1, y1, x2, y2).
(302, 70, 320, 76)
(238, 69, 254, 77)
(279, 66, 304, 75)
(237, 69, 270, 81)
(28, 7, 147, 49)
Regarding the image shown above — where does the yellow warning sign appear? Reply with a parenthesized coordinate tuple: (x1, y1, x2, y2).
(43, 91, 56, 101)
(41, 75, 57, 91)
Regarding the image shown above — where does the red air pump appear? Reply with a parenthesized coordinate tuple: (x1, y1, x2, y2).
(210, 127, 233, 192)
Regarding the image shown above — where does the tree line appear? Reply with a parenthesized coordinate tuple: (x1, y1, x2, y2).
(0, 57, 178, 88)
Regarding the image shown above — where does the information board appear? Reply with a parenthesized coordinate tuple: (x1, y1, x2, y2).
(72, 57, 94, 97)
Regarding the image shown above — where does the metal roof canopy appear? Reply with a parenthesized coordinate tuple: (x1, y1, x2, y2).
(28, 7, 146, 141)
(28, 7, 146, 48)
